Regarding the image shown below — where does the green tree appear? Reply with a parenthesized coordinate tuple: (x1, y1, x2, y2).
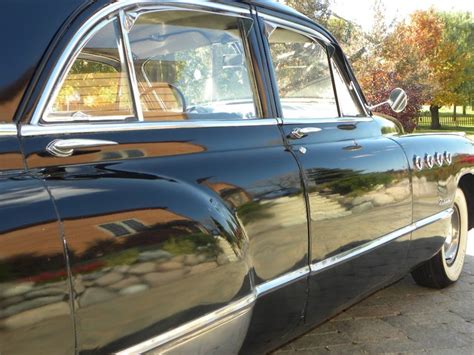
(380, 9, 470, 129)
(285, 0, 332, 25)
(439, 12, 474, 115)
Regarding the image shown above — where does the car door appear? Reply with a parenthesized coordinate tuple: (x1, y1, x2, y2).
(0, 124, 75, 354)
(259, 12, 413, 327)
(19, 3, 309, 353)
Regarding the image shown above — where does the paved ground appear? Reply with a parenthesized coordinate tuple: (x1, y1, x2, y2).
(275, 229, 474, 354)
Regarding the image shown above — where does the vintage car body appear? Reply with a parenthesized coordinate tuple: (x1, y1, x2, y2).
(0, 1, 473, 354)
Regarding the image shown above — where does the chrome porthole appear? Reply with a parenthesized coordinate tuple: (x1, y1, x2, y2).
(444, 151, 452, 165)
(434, 152, 444, 167)
(414, 155, 424, 170)
(425, 154, 434, 169)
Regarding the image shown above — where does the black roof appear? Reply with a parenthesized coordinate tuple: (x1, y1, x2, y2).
(0, 0, 306, 123)
(244, 0, 308, 19)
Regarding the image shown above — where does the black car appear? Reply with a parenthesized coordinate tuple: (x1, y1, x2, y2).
(0, 0, 473, 354)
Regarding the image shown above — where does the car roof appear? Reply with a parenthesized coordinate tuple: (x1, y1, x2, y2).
(244, 0, 309, 20)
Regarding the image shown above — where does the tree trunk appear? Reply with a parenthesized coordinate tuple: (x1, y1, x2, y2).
(430, 105, 441, 129)
(463, 105, 466, 115)
(453, 105, 457, 117)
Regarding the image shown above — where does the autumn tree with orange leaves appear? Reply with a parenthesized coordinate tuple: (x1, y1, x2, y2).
(282, 1, 472, 131)
(382, 10, 470, 129)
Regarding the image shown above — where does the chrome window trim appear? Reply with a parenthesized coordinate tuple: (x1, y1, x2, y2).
(114, 207, 454, 354)
(20, 119, 279, 136)
(258, 13, 331, 45)
(349, 81, 371, 116)
(280, 117, 373, 125)
(30, 0, 254, 126)
(118, 10, 144, 121)
(262, 18, 371, 123)
(41, 17, 121, 123)
(133, 7, 262, 120)
(0, 124, 18, 136)
(260, 13, 371, 119)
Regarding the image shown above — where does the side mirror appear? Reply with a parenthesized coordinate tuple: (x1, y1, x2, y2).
(368, 88, 408, 113)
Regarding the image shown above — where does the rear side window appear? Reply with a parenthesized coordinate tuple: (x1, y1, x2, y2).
(43, 10, 259, 123)
(129, 11, 258, 121)
(46, 19, 134, 122)
(267, 27, 338, 119)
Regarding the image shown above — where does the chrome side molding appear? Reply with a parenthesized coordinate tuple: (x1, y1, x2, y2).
(114, 208, 453, 354)
(311, 208, 453, 274)
(255, 266, 310, 297)
(21, 119, 278, 137)
(0, 124, 18, 136)
(115, 293, 256, 355)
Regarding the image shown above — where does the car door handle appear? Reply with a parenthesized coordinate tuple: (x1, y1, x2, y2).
(46, 139, 118, 157)
(289, 127, 322, 139)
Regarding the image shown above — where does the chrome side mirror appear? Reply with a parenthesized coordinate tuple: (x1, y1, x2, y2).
(368, 88, 408, 113)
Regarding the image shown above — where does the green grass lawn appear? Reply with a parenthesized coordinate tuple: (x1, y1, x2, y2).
(420, 105, 474, 115)
(415, 126, 474, 133)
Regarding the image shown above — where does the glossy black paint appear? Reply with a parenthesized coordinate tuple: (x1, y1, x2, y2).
(0, 176, 75, 353)
(392, 133, 474, 267)
(0, 0, 93, 124)
(21, 122, 310, 352)
(0, 1, 473, 355)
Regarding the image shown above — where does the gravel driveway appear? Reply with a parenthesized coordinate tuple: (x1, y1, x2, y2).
(275, 229, 474, 354)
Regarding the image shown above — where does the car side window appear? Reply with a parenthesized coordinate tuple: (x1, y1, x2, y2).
(43, 11, 259, 124)
(45, 19, 134, 122)
(331, 60, 364, 117)
(267, 27, 338, 119)
(128, 11, 258, 121)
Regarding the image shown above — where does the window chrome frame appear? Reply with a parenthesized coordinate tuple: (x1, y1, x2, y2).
(21, 119, 278, 136)
(41, 17, 134, 123)
(118, 9, 144, 121)
(132, 6, 262, 120)
(0, 124, 18, 137)
(260, 13, 371, 122)
(29, 0, 266, 128)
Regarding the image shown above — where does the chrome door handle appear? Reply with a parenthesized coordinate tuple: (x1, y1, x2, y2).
(289, 127, 322, 139)
(46, 139, 118, 157)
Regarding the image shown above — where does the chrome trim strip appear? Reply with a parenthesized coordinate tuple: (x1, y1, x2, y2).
(255, 266, 310, 297)
(281, 117, 373, 125)
(135, 3, 251, 18)
(114, 208, 454, 354)
(350, 81, 371, 117)
(115, 292, 256, 355)
(259, 13, 331, 44)
(414, 208, 453, 229)
(310, 208, 454, 274)
(30, 0, 252, 125)
(311, 224, 416, 274)
(118, 10, 144, 121)
(21, 119, 278, 136)
(0, 124, 18, 136)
